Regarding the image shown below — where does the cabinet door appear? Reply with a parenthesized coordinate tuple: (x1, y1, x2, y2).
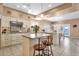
(11, 34, 22, 45)
(1, 34, 11, 47)
(1, 16, 10, 27)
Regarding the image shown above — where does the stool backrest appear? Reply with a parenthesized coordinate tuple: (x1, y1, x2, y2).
(47, 34, 53, 43)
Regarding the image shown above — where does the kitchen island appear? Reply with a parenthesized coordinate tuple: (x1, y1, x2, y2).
(22, 32, 60, 56)
(0, 32, 60, 56)
(22, 33, 51, 56)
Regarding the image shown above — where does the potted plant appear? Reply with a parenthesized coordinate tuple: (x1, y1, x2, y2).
(31, 25, 39, 35)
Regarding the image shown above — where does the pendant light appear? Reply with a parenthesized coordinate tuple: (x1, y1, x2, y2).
(27, 4, 31, 13)
(40, 3, 44, 17)
(34, 3, 44, 20)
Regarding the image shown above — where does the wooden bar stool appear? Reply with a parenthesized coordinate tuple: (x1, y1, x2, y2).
(33, 44, 46, 56)
(42, 35, 53, 56)
(33, 38, 46, 56)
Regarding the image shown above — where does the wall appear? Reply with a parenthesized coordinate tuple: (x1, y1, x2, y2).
(30, 20, 52, 32)
(0, 4, 3, 14)
(55, 19, 79, 38)
(53, 4, 79, 38)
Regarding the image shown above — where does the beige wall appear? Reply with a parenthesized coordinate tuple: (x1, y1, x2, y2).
(55, 19, 79, 38)
(51, 3, 79, 38)
(0, 4, 4, 14)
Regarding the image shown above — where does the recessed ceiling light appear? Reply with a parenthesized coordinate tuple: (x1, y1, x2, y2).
(35, 17, 42, 20)
(48, 4, 52, 7)
(28, 10, 31, 13)
(22, 5, 27, 8)
(40, 14, 44, 17)
(31, 13, 38, 15)
(48, 16, 63, 21)
(17, 5, 20, 8)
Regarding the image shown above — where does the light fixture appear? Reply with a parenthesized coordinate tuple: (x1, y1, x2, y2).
(31, 13, 38, 15)
(47, 16, 63, 21)
(40, 3, 44, 17)
(28, 9, 31, 13)
(17, 5, 20, 8)
(27, 4, 32, 13)
(48, 4, 52, 7)
(40, 14, 44, 17)
(22, 5, 26, 8)
(35, 17, 42, 20)
(34, 3, 46, 20)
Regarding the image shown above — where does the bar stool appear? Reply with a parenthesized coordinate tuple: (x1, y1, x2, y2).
(33, 43, 46, 56)
(33, 37, 46, 56)
(42, 35, 53, 56)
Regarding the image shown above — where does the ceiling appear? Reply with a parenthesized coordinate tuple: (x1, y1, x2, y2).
(3, 3, 79, 22)
(41, 11, 79, 22)
(3, 3, 63, 15)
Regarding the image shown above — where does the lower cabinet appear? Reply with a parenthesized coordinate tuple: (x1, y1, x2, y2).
(0, 44, 23, 56)
(0, 34, 23, 56)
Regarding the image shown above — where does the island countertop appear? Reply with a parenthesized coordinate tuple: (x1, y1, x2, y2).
(22, 33, 51, 39)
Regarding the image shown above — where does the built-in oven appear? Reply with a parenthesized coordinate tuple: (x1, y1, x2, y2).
(10, 21, 23, 33)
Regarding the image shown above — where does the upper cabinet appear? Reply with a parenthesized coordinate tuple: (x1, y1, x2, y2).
(0, 4, 35, 20)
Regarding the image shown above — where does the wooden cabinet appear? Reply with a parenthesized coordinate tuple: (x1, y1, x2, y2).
(0, 34, 23, 48)
(0, 15, 25, 56)
(1, 16, 10, 27)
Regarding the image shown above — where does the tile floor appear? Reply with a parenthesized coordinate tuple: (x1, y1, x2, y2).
(0, 37, 79, 56)
(53, 37, 79, 56)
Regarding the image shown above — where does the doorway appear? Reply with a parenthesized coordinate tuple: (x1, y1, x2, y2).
(60, 24, 70, 37)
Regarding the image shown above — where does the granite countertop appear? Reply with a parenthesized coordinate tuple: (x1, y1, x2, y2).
(22, 33, 51, 39)
(2, 32, 58, 37)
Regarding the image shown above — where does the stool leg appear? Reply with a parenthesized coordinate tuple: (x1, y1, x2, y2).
(48, 46, 50, 56)
(42, 49, 45, 56)
(33, 50, 35, 56)
(38, 51, 40, 56)
(46, 46, 50, 56)
(50, 45, 53, 56)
